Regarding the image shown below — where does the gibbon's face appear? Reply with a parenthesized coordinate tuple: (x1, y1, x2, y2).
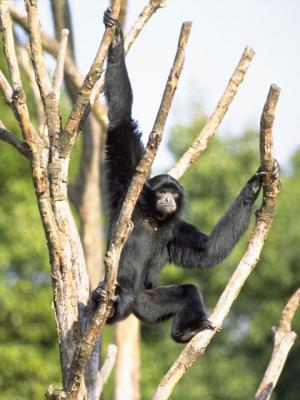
(154, 187, 180, 219)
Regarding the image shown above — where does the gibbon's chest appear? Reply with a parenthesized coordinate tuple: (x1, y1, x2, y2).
(124, 217, 172, 262)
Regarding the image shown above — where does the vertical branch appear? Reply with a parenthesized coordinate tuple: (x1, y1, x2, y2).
(114, 315, 141, 400)
(17, 45, 45, 131)
(152, 84, 281, 400)
(24, 0, 53, 100)
(50, 0, 76, 60)
(53, 28, 69, 102)
(0, 1, 36, 148)
(255, 288, 300, 400)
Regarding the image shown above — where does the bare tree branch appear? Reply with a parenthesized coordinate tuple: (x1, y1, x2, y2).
(63, 21, 192, 400)
(24, 0, 53, 100)
(50, 0, 75, 60)
(10, 1, 167, 128)
(91, 0, 167, 106)
(17, 45, 45, 131)
(0, 120, 29, 157)
(53, 28, 69, 102)
(62, 0, 122, 154)
(0, 2, 36, 147)
(117, 0, 128, 30)
(255, 288, 300, 400)
(152, 84, 281, 400)
(124, 0, 166, 54)
(0, 69, 13, 102)
(168, 46, 255, 180)
(96, 344, 118, 398)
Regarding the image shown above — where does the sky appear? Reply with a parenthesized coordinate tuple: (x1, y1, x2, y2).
(15, 0, 300, 172)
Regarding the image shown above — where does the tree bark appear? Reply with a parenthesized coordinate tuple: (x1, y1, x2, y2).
(255, 288, 300, 400)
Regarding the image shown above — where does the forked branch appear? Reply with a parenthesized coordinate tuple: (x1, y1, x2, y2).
(255, 288, 300, 400)
(152, 84, 281, 400)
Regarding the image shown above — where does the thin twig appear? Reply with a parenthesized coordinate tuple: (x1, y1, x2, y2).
(17, 45, 45, 131)
(0, 121, 29, 157)
(124, 0, 166, 54)
(64, 21, 191, 400)
(255, 288, 300, 400)
(152, 84, 281, 400)
(168, 46, 255, 180)
(95, 344, 118, 398)
(53, 28, 69, 102)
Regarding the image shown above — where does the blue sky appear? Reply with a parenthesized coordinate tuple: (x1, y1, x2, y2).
(17, 0, 300, 172)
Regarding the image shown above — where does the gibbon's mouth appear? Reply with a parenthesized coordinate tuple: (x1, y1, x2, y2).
(160, 204, 176, 210)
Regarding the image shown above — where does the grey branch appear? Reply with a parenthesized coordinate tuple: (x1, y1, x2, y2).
(17, 46, 45, 131)
(0, 2, 36, 146)
(0, 121, 30, 157)
(53, 28, 69, 102)
(255, 288, 300, 400)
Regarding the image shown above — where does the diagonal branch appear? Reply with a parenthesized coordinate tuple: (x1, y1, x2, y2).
(0, 120, 30, 157)
(62, 0, 122, 153)
(0, 69, 13, 103)
(63, 21, 192, 400)
(255, 288, 300, 400)
(152, 83, 281, 400)
(168, 46, 255, 180)
(124, 0, 167, 54)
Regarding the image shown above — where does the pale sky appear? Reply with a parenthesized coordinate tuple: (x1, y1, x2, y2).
(16, 0, 300, 172)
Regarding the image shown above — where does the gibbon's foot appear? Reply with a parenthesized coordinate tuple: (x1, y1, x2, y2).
(172, 318, 217, 343)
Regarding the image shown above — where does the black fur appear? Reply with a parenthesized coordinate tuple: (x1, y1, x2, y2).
(93, 10, 266, 343)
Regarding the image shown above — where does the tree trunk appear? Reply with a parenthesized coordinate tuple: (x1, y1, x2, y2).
(114, 315, 141, 400)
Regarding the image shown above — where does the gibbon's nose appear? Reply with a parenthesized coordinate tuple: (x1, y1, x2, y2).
(165, 195, 172, 203)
